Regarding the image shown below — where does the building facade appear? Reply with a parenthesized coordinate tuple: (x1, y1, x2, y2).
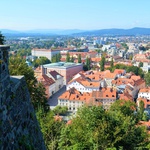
(43, 62, 83, 85)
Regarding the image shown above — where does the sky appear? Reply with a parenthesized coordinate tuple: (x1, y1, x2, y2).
(0, 0, 150, 30)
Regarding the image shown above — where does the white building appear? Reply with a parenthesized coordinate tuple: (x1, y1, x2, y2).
(67, 78, 101, 93)
(47, 70, 64, 93)
(32, 48, 60, 60)
(58, 88, 92, 112)
(138, 88, 150, 100)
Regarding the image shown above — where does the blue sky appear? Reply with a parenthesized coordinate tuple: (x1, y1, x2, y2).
(0, 0, 150, 30)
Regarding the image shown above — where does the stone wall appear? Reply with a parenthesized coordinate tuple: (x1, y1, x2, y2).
(0, 45, 46, 150)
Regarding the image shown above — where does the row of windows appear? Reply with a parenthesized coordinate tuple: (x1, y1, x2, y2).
(139, 93, 149, 95)
(59, 100, 84, 104)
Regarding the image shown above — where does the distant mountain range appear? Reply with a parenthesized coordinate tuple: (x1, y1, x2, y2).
(0, 29, 86, 36)
(1, 27, 150, 36)
(73, 27, 150, 36)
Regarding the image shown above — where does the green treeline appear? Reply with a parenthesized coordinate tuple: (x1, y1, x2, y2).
(36, 100, 150, 150)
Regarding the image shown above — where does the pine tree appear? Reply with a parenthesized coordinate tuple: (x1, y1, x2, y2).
(110, 57, 114, 68)
(70, 56, 74, 62)
(78, 54, 81, 63)
(100, 56, 105, 71)
(66, 52, 70, 62)
(86, 57, 91, 70)
(0, 32, 5, 45)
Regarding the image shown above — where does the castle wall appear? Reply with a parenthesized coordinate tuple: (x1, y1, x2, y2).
(0, 46, 46, 149)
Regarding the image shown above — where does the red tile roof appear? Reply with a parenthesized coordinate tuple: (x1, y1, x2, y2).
(37, 74, 55, 86)
(49, 70, 63, 80)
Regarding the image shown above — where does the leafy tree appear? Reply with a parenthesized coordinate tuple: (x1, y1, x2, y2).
(36, 107, 64, 150)
(53, 106, 68, 115)
(86, 57, 91, 70)
(106, 64, 144, 78)
(51, 55, 57, 63)
(142, 112, 149, 121)
(59, 102, 149, 150)
(9, 56, 48, 111)
(121, 42, 129, 51)
(129, 55, 133, 60)
(137, 100, 145, 120)
(33, 56, 51, 67)
(100, 55, 105, 71)
(83, 64, 88, 71)
(110, 57, 114, 68)
(139, 62, 143, 67)
(51, 53, 61, 63)
(66, 52, 70, 62)
(17, 48, 31, 57)
(57, 53, 61, 62)
(139, 46, 146, 51)
(0, 31, 5, 45)
(145, 72, 150, 86)
(78, 54, 81, 63)
(70, 56, 74, 62)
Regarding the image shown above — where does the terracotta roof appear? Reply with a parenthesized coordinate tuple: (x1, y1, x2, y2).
(92, 87, 117, 99)
(139, 88, 150, 93)
(130, 75, 141, 81)
(112, 78, 134, 86)
(119, 92, 133, 101)
(91, 57, 101, 62)
(37, 74, 55, 86)
(58, 87, 92, 102)
(113, 69, 125, 74)
(66, 120, 72, 125)
(80, 80, 100, 88)
(49, 70, 63, 80)
(138, 121, 150, 128)
(104, 72, 117, 79)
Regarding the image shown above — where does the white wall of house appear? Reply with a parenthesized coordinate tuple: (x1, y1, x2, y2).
(58, 99, 84, 112)
(47, 74, 64, 93)
(49, 84, 56, 96)
(54, 76, 64, 92)
(67, 81, 100, 93)
(138, 92, 150, 100)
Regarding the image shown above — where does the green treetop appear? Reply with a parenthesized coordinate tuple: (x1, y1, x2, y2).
(0, 32, 5, 45)
(66, 52, 70, 62)
(78, 54, 81, 63)
(100, 55, 105, 71)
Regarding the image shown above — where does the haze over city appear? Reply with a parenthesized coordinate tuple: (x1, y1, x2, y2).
(1, 0, 150, 31)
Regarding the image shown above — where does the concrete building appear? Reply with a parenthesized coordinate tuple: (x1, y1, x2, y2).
(47, 70, 64, 93)
(43, 62, 83, 85)
(32, 48, 60, 60)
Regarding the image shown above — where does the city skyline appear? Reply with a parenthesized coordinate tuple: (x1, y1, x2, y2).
(0, 0, 150, 30)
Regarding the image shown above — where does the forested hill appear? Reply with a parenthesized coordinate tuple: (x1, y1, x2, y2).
(1, 27, 150, 36)
(73, 27, 150, 36)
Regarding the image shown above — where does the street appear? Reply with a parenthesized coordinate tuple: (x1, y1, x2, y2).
(47, 85, 66, 107)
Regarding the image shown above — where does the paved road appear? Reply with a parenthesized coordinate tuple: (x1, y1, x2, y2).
(47, 85, 66, 107)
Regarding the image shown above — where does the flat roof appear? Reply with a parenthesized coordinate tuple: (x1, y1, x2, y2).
(43, 62, 83, 69)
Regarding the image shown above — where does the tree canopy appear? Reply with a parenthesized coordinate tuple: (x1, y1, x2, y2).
(33, 56, 51, 67)
(35, 99, 150, 150)
(58, 101, 149, 150)
(0, 32, 5, 45)
(9, 56, 48, 111)
(100, 55, 105, 71)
